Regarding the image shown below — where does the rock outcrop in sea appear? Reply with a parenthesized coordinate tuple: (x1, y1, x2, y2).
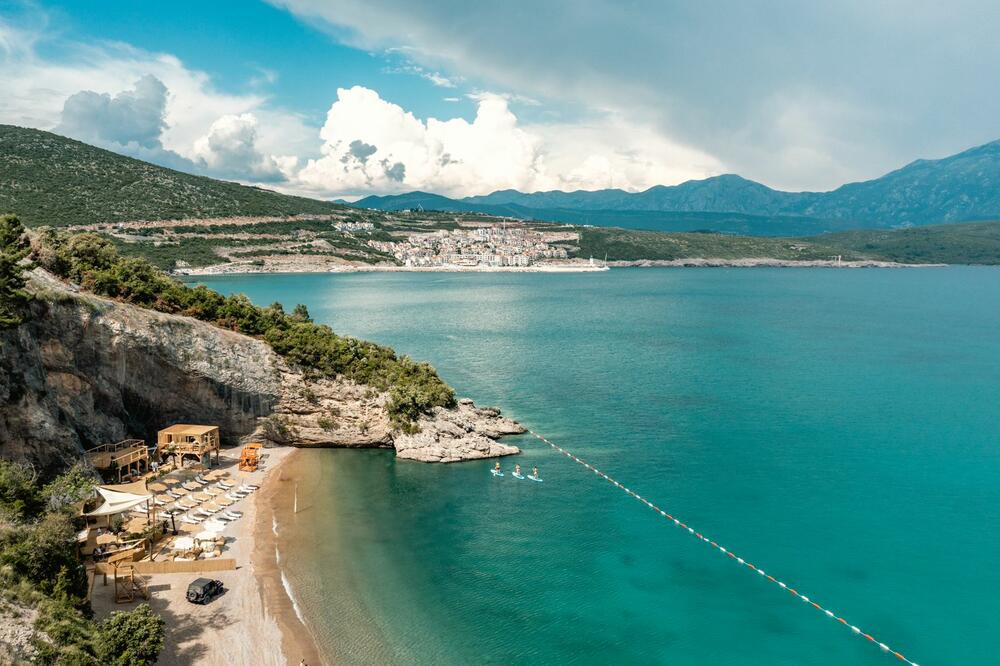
(0, 269, 522, 472)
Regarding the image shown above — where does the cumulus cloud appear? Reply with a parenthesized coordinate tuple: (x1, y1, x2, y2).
(58, 74, 167, 148)
(293, 86, 720, 198)
(297, 86, 545, 196)
(192, 113, 288, 181)
(53, 74, 193, 170)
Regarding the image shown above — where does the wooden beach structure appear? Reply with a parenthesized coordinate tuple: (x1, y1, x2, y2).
(238, 442, 262, 472)
(157, 424, 221, 468)
(85, 439, 148, 483)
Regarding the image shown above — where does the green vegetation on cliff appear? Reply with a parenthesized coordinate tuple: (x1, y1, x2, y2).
(0, 214, 32, 327)
(0, 460, 165, 664)
(0, 125, 344, 227)
(31, 227, 455, 425)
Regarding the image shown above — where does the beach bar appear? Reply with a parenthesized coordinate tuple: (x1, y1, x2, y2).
(157, 424, 221, 468)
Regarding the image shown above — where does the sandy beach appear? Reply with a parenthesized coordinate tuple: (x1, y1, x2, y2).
(90, 446, 321, 666)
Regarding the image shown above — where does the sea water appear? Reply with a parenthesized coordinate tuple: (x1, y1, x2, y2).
(198, 267, 1000, 665)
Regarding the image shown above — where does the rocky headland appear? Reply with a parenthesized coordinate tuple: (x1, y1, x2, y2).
(0, 269, 522, 472)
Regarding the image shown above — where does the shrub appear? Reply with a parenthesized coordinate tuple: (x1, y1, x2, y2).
(96, 604, 164, 666)
(0, 460, 43, 522)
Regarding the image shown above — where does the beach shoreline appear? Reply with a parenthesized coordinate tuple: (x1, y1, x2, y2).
(252, 447, 325, 666)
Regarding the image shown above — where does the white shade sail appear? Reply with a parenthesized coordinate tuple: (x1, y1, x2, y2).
(85, 484, 152, 517)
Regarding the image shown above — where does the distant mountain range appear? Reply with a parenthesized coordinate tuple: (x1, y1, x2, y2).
(355, 140, 1000, 236)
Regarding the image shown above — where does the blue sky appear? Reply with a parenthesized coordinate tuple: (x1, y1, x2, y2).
(3, 1, 1000, 198)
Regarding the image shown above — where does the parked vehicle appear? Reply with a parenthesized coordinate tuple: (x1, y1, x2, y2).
(186, 578, 224, 604)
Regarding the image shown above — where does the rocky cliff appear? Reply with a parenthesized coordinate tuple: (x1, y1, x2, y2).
(0, 270, 521, 473)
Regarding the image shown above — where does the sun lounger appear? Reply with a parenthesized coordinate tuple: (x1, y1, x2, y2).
(223, 511, 242, 521)
(181, 515, 202, 525)
(225, 509, 243, 518)
(217, 480, 234, 488)
(225, 492, 246, 501)
(166, 490, 183, 499)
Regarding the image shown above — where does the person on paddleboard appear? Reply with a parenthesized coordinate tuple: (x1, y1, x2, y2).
(531, 466, 539, 479)
(515, 464, 522, 476)
(494, 461, 501, 473)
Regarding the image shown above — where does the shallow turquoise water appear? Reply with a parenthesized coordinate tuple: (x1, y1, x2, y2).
(199, 268, 1000, 665)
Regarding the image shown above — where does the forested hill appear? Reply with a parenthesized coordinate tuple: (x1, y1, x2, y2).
(0, 125, 344, 227)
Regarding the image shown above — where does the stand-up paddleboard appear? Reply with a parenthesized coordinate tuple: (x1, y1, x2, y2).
(528, 475, 544, 483)
(491, 469, 504, 477)
(512, 472, 525, 480)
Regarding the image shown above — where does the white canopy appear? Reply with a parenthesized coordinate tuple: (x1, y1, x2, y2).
(194, 530, 220, 542)
(173, 536, 195, 550)
(85, 483, 152, 517)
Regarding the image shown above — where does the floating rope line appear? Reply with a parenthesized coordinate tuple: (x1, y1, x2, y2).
(525, 428, 919, 665)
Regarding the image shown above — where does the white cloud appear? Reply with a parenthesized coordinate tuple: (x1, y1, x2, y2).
(294, 86, 720, 198)
(192, 113, 288, 182)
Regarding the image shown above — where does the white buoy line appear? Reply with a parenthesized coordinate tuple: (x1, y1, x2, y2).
(525, 428, 920, 665)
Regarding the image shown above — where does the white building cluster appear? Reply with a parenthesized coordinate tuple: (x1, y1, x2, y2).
(334, 220, 376, 232)
(367, 226, 568, 267)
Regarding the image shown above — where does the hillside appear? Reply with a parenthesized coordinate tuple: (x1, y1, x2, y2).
(817, 220, 1000, 265)
(573, 220, 1000, 265)
(357, 138, 1000, 233)
(0, 125, 345, 226)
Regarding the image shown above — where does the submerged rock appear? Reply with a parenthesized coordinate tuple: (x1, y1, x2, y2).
(0, 269, 521, 472)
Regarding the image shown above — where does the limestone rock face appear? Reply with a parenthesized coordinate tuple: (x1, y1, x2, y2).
(0, 270, 520, 473)
(394, 400, 525, 463)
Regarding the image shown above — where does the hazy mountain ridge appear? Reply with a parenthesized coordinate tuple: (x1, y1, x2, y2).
(357, 139, 1000, 233)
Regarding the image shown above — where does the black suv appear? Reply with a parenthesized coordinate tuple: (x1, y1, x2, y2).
(186, 578, 224, 604)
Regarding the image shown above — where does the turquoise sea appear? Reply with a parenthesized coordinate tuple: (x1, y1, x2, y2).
(198, 267, 1000, 665)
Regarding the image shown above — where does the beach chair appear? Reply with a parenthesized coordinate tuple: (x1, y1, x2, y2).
(195, 474, 210, 484)
(225, 492, 246, 501)
(217, 479, 234, 489)
(223, 511, 242, 521)
(166, 490, 182, 499)
(181, 515, 202, 525)
(203, 487, 222, 496)
(225, 509, 243, 518)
